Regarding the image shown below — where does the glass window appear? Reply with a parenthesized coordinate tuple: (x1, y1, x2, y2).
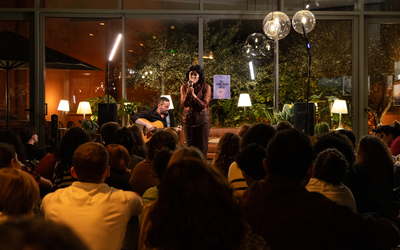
(123, 0, 199, 10)
(367, 23, 400, 133)
(41, 0, 118, 9)
(125, 18, 198, 124)
(203, 19, 352, 130)
(365, 0, 400, 12)
(204, 0, 278, 11)
(0, 20, 31, 129)
(284, 0, 355, 11)
(0, 0, 34, 8)
(45, 18, 122, 127)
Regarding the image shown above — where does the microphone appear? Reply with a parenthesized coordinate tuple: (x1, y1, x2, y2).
(189, 80, 193, 87)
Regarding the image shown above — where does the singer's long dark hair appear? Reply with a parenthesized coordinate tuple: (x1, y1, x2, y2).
(185, 65, 206, 84)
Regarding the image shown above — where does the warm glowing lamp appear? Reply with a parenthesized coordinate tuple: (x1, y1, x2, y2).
(161, 95, 174, 109)
(57, 100, 69, 122)
(106, 34, 122, 122)
(331, 100, 348, 129)
(76, 101, 92, 119)
(238, 93, 252, 115)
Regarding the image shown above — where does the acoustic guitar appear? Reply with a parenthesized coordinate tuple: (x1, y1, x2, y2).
(135, 119, 181, 143)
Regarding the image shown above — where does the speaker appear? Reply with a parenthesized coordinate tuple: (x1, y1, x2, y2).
(98, 103, 118, 128)
(294, 102, 315, 136)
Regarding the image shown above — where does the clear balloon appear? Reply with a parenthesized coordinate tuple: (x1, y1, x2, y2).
(262, 11, 291, 40)
(260, 40, 275, 58)
(292, 10, 316, 34)
(242, 45, 255, 59)
(245, 33, 267, 56)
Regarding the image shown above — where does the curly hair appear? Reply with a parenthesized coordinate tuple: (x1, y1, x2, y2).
(355, 135, 394, 199)
(185, 65, 206, 84)
(145, 158, 244, 250)
(213, 133, 240, 176)
(313, 148, 348, 185)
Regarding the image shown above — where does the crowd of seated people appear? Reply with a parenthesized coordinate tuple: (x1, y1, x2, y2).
(2, 121, 400, 250)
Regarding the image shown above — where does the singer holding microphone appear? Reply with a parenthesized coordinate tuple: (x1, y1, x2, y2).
(180, 65, 211, 158)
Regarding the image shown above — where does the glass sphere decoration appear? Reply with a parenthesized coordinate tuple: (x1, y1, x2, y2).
(242, 45, 255, 59)
(245, 33, 267, 56)
(292, 10, 316, 34)
(260, 40, 274, 58)
(262, 11, 291, 40)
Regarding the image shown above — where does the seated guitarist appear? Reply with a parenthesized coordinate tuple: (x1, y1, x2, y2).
(131, 97, 180, 133)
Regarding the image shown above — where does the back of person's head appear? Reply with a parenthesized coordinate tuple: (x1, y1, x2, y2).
(72, 142, 108, 183)
(164, 127, 181, 149)
(213, 132, 240, 176)
(153, 149, 173, 181)
(56, 127, 90, 164)
(0, 143, 17, 169)
(356, 135, 393, 174)
(276, 121, 293, 132)
(338, 129, 356, 149)
(18, 126, 37, 144)
(238, 124, 252, 138)
(114, 127, 134, 154)
(100, 122, 120, 146)
(266, 129, 313, 181)
(147, 131, 177, 161)
(168, 146, 205, 166)
(313, 131, 355, 167)
(128, 125, 145, 148)
(146, 158, 243, 250)
(106, 144, 130, 175)
(0, 129, 27, 163)
(314, 122, 330, 137)
(381, 120, 400, 139)
(236, 143, 267, 181)
(313, 148, 348, 185)
(0, 168, 39, 217)
(0, 218, 89, 250)
(241, 123, 276, 149)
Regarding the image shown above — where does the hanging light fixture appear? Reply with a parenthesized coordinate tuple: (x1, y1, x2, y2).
(245, 33, 267, 56)
(292, 10, 316, 34)
(262, 12, 291, 40)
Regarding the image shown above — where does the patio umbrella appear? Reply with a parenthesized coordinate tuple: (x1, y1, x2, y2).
(0, 30, 102, 129)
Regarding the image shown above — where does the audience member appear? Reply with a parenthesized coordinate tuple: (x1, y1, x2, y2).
(0, 218, 89, 250)
(129, 130, 177, 195)
(42, 142, 143, 250)
(0, 130, 52, 190)
(100, 121, 120, 146)
(0, 168, 39, 222)
(128, 125, 146, 159)
(104, 144, 132, 191)
(306, 148, 357, 212)
(346, 135, 399, 219)
(240, 129, 400, 249)
(276, 121, 293, 132)
(139, 158, 267, 250)
(212, 132, 240, 176)
(116, 127, 145, 171)
(338, 129, 357, 149)
(381, 120, 400, 156)
(238, 123, 252, 138)
(236, 144, 267, 187)
(168, 146, 206, 166)
(0, 143, 21, 169)
(18, 126, 45, 162)
(51, 127, 90, 190)
(228, 124, 276, 197)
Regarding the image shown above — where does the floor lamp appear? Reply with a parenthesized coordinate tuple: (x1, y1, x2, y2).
(331, 100, 348, 129)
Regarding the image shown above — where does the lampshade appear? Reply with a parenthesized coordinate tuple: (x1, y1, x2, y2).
(161, 95, 174, 109)
(57, 100, 70, 112)
(292, 10, 316, 34)
(331, 100, 348, 114)
(76, 101, 92, 115)
(238, 94, 252, 107)
(262, 11, 291, 40)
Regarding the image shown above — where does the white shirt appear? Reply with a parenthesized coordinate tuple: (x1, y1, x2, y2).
(306, 178, 357, 212)
(42, 182, 143, 250)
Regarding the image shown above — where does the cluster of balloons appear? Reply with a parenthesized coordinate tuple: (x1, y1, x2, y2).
(242, 10, 316, 59)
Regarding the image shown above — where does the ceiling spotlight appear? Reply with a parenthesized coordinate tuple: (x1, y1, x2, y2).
(100, 23, 105, 26)
(89, 34, 94, 37)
